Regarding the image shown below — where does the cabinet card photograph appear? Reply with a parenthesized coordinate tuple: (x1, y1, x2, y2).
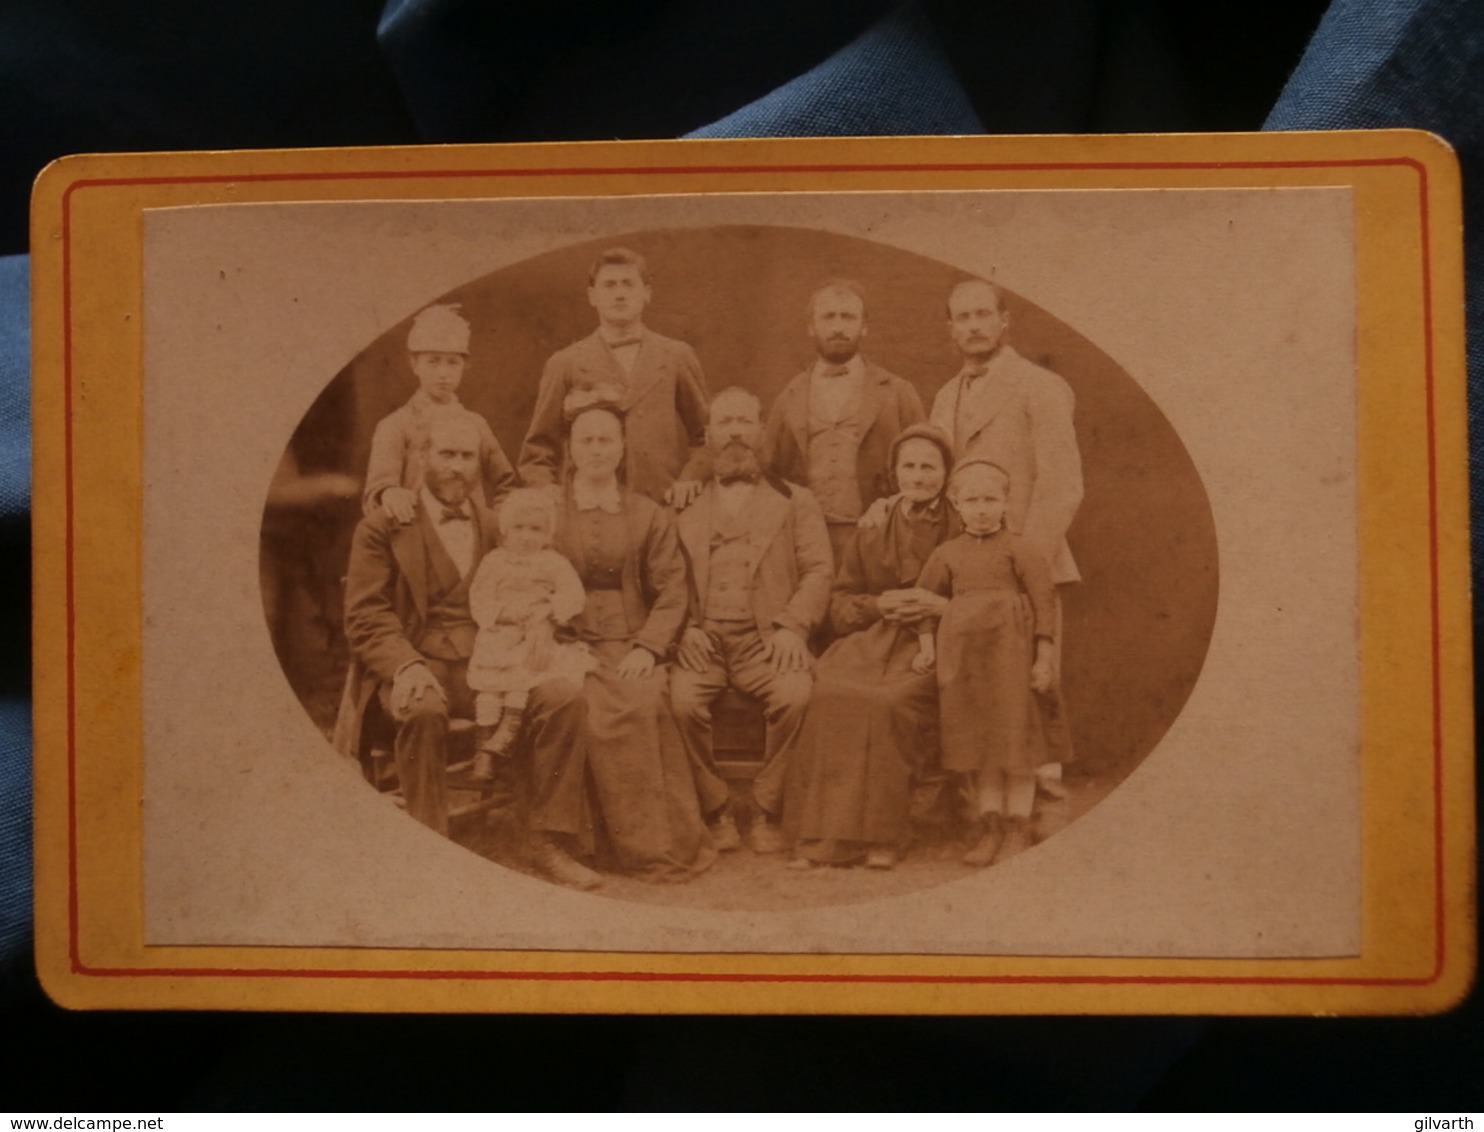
(30, 133, 1474, 1014)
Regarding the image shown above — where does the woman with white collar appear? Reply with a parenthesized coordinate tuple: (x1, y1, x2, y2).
(549, 391, 717, 882)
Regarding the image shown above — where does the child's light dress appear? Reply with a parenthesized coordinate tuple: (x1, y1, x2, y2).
(467, 547, 596, 695)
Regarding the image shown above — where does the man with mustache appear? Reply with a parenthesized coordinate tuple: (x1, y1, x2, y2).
(930, 276, 1083, 803)
(335, 414, 598, 889)
(670, 388, 834, 854)
(764, 279, 925, 563)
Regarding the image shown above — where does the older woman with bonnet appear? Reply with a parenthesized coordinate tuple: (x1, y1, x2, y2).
(783, 422, 958, 869)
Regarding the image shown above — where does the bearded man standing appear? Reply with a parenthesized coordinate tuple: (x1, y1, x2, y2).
(764, 279, 924, 562)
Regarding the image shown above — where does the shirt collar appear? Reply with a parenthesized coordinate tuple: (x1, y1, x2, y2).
(811, 354, 865, 382)
(901, 495, 944, 521)
(420, 486, 469, 522)
(572, 479, 623, 513)
(958, 344, 1009, 384)
(598, 325, 646, 350)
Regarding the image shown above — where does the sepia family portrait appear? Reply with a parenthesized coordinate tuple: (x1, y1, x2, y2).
(132, 183, 1363, 957)
(258, 216, 1219, 910)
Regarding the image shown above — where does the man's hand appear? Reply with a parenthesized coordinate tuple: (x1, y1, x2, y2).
(763, 628, 810, 675)
(676, 626, 717, 673)
(666, 478, 704, 511)
(616, 646, 656, 681)
(380, 486, 418, 524)
(911, 647, 936, 676)
(1030, 639, 1058, 695)
(390, 662, 446, 721)
(856, 494, 898, 530)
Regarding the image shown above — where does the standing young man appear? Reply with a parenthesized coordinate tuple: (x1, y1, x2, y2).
(519, 247, 710, 505)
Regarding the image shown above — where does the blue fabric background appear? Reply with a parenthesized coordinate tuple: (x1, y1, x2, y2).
(1, 0, 1480, 1110)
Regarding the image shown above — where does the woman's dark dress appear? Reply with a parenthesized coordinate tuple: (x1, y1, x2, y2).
(554, 489, 716, 881)
(785, 497, 956, 861)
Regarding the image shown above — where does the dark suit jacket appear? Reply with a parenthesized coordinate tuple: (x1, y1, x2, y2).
(674, 477, 833, 641)
(764, 360, 925, 517)
(518, 328, 710, 502)
(331, 500, 498, 759)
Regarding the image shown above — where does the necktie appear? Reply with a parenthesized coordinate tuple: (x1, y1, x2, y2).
(821, 364, 850, 378)
(605, 335, 643, 349)
(440, 506, 469, 523)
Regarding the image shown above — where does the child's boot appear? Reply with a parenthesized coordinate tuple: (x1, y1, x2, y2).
(471, 718, 501, 782)
(487, 705, 524, 755)
(999, 815, 1036, 859)
(962, 812, 1005, 867)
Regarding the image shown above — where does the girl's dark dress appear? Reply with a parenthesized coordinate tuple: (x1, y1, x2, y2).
(917, 527, 1070, 776)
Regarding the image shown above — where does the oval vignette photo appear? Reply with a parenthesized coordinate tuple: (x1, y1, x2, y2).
(259, 222, 1220, 912)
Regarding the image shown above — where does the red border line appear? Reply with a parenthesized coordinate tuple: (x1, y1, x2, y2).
(58, 155, 1416, 191)
(59, 154, 1446, 988)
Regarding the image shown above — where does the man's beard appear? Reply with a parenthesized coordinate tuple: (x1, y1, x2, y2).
(426, 468, 477, 505)
(815, 335, 859, 365)
(713, 440, 763, 484)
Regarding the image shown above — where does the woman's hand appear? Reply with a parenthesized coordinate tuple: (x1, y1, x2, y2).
(875, 589, 912, 622)
(878, 587, 948, 623)
(527, 631, 554, 673)
(616, 646, 656, 680)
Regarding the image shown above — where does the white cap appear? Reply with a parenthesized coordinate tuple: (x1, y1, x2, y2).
(407, 303, 471, 354)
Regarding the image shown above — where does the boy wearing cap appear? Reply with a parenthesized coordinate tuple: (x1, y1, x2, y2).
(363, 302, 516, 522)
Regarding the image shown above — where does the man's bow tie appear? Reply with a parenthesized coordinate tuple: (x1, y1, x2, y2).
(440, 507, 470, 523)
(820, 363, 851, 378)
(605, 335, 643, 349)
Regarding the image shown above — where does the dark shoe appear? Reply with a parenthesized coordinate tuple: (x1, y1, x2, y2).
(531, 835, 602, 891)
(708, 810, 743, 852)
(750, 815, 787, 854)
(998, 816, 1036, 859)
(962, 814, 1006, 867)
